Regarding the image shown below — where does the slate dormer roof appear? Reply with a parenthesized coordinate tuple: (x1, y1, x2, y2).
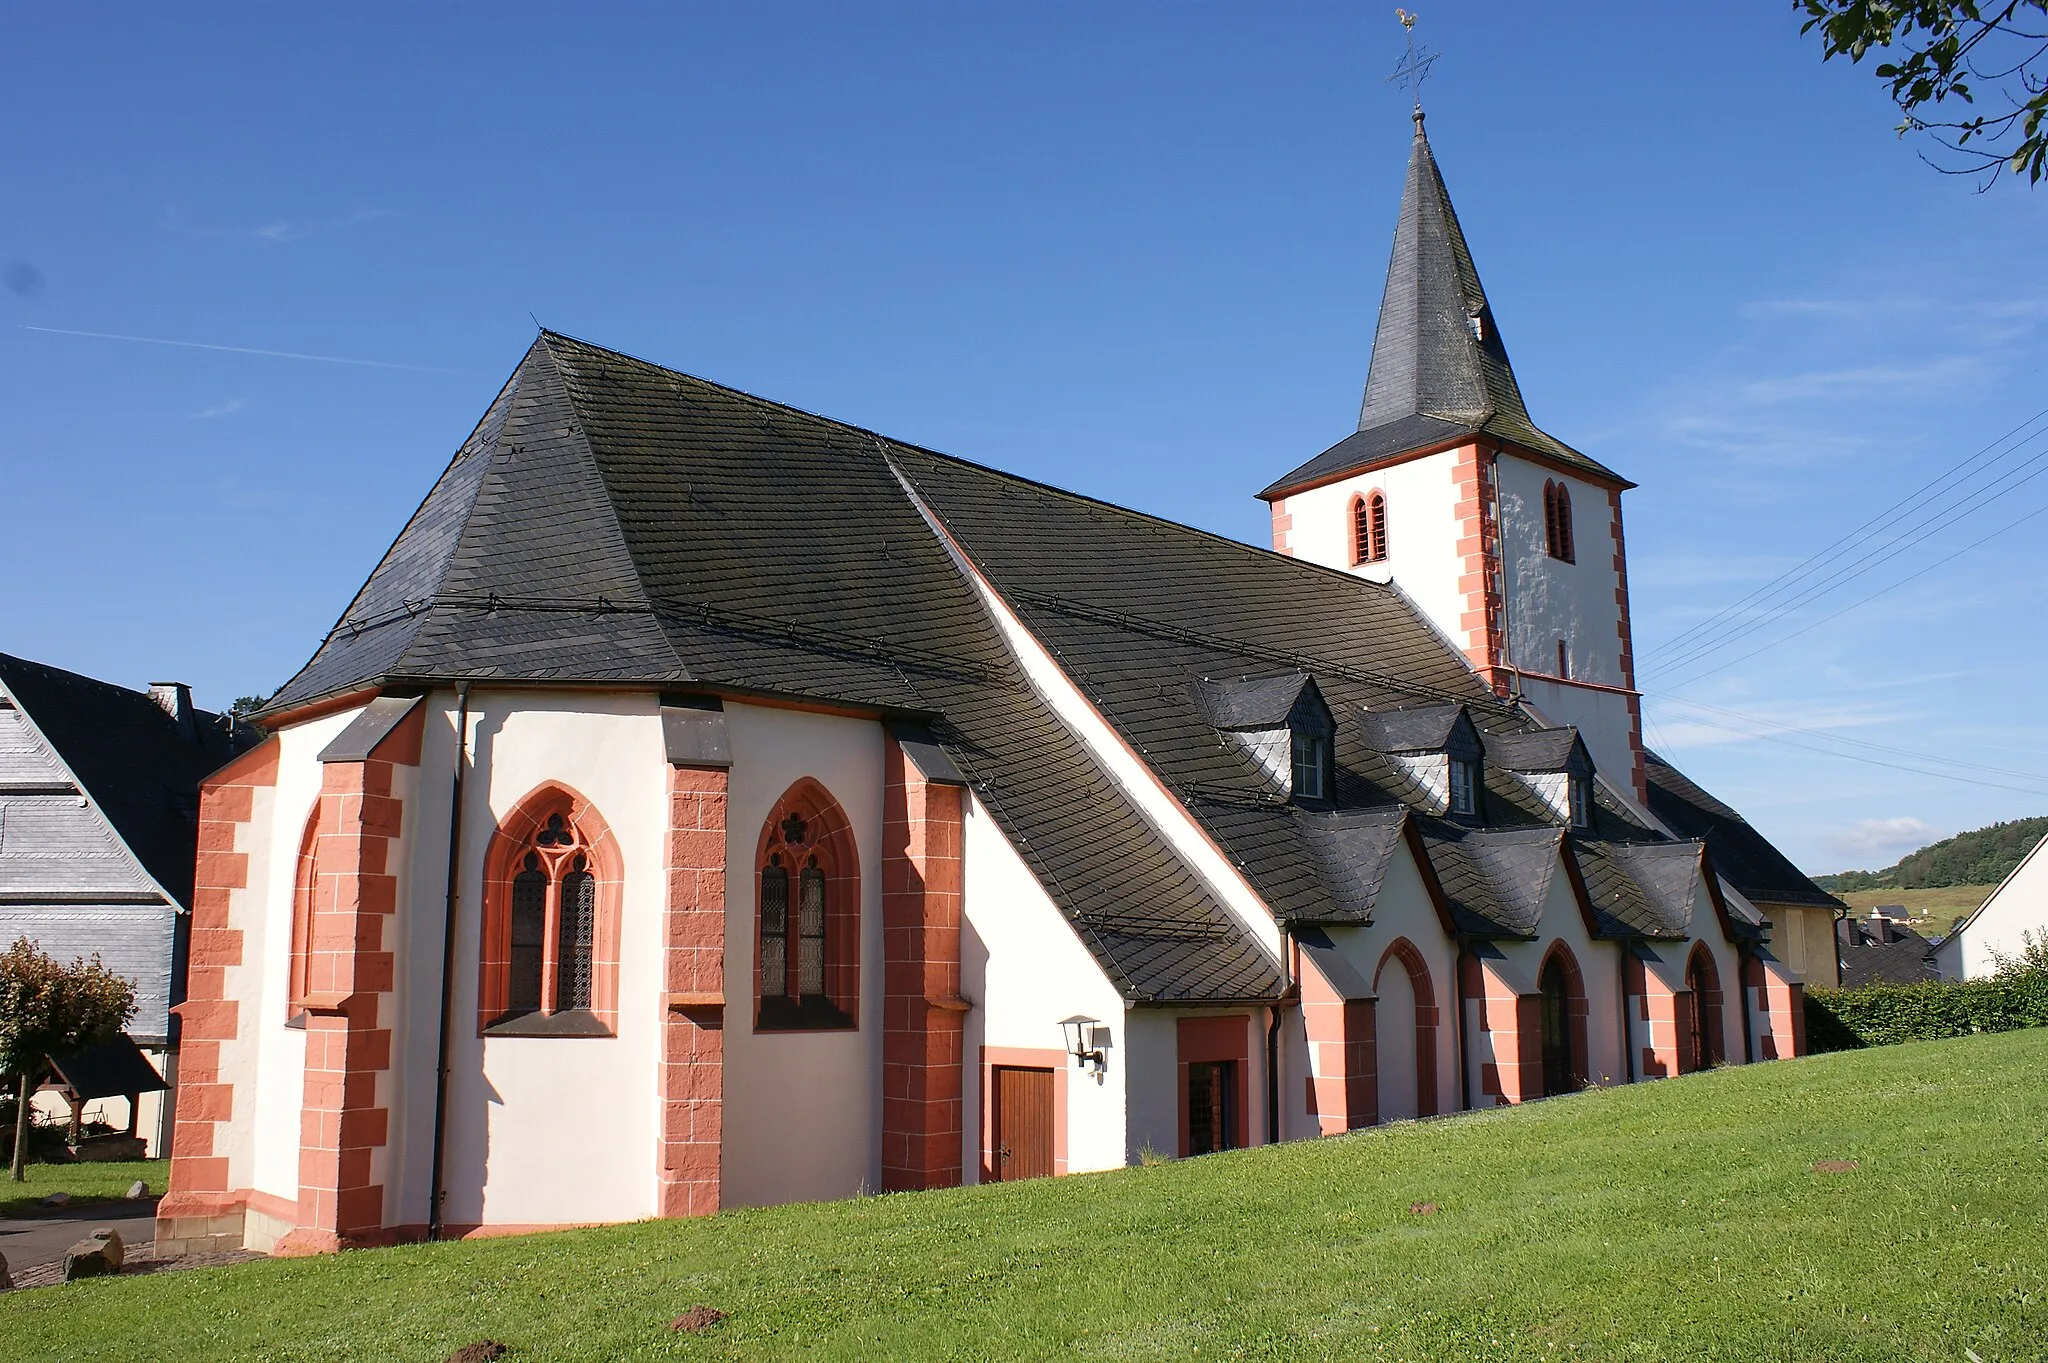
(1261, 114, 1628, 500)
(1190, 672, 1322, 732)
(1486, 727, 1588, 775)
(1358, 702, 1476, 756)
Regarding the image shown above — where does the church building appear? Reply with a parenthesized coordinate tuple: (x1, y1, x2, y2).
(157, 113, 1827, 1257)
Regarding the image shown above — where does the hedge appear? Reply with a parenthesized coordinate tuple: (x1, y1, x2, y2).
(1806, 964, 2048, 1052)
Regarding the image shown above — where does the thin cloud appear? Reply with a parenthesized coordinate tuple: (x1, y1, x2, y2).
(21, 325, 474, 375)
(162, 204, 390, 245)
(1740, 356, 1991, 404)
(190, 398, 246, 419)
(1823, 815, 1939, 870)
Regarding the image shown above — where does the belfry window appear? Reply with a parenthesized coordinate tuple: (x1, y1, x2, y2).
(1352, 491, 1388, 565)
(1543, 480, 1575, 563)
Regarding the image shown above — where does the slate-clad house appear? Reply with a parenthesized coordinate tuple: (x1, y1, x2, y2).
(158, 112, 1818, 1257)
(0, 653, 254, 1152)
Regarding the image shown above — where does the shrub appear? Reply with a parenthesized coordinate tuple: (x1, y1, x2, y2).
(1806, 943, 2048, 1052)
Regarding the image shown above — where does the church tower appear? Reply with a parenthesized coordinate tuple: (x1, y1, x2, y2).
(1260, 110, 1646, 801)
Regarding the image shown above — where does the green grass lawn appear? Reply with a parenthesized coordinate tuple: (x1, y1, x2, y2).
(4, 1033, 2045, 1362)
(0, 1158, 162, 1219)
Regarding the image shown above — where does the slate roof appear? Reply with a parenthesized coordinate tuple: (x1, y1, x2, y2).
(1486, 728, 1585, 773)
(262, 331, 1786, 999)
(1837, 919, 1939, 989)
(1644, 749, 1845, 912)
(0, 654, 254, 908)
(1261, 114, 1628, 499)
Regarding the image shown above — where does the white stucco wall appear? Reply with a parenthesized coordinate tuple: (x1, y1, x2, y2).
(1278, 454, 1470, 664)
(1494, 459, 1625, 689)
(1947, 835, 2048, 979)
(1123, 1007, 1272, 1159)
(432, 691, 672, 1229)
(960, 791, 1129, 1179)
(718, 700, 885, 1209)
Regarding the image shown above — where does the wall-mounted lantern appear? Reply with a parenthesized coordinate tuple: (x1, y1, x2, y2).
(1060, 1015, 1106, 1074)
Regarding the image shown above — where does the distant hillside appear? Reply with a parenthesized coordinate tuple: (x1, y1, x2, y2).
(1816, 816, 2048, 892)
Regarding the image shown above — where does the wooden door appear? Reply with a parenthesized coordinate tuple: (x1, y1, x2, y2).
(1539, 961, 1572, 1097)
(992, 1065, 1054, 1181)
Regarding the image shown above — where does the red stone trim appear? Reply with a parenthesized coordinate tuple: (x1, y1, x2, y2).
(979, 1045, 1068, 1179)
(1449, 445, 1510, 695)
(1374, 939, 1440, 1118)
(1176, 1015, 1252, 1155)
(280, 714, 421, 1253)
(1607, 489, 1646, 801)
(1300, 952, 1375, 1135)
(1269, 498, 1294, 557)
(164, 737, 278, 1204)
(750, 778, 860, 1030)
(1745, 955, 1807, 1060)
(476, 782, 625, 1032)
(881, 739, 966, 1192)
(1627, 952, 1681, 1079)
(660, 765, 728, 1217)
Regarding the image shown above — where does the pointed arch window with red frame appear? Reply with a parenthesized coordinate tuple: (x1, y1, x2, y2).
(479, 786, 622, 1036)
(755, 781, 860, 1033)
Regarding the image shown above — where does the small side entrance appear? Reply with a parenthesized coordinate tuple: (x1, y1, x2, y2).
(990, 1065, 1054, 1181)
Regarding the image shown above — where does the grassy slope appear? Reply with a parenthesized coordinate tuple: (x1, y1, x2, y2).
(1834, 884, 1998, 936)
(5, 1034, 2045, 1362)
(0, 1159, 162, 1219)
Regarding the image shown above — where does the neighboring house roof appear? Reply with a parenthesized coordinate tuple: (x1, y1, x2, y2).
(1261, 114, 1628, 500)
(1940, 829, 2048, 949)
(0, 654, 258, 1045)
(258, 332, 1779, 1003)
(1837, 919, 1939, 989)
(0, 653, 252, 908)
(1643, 749, 1846, 913)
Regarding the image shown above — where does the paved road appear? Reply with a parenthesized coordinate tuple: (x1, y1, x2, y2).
(0, 1198, 158, 1276)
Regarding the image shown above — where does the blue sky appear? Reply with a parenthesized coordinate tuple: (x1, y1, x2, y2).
(5, 3, 2045, 873)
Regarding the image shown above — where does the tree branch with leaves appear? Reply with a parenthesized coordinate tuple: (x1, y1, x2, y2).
(1799, 0, 2048, 185)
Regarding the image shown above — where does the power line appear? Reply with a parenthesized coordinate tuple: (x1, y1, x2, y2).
(1649, 427, 2048, 677)
(1646, 706, 2048, 800)
(1658, 495, 2048, 691)
(1641, 403, 2048, 667)
(1652, 694, 2048, 786)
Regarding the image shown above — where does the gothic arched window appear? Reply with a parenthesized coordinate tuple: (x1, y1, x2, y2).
(1543, 480, 1575, 563)
(1352, 491, 1389, 565)
(480, 789, 622, 1034)
(756, 783, 860, 1032)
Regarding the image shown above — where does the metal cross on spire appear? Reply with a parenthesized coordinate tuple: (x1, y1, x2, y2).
(1386, 8, 1439, 116)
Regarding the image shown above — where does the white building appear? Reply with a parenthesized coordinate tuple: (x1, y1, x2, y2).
(1935, 831, 2048, 979)
(156, 114, 1823, 1257)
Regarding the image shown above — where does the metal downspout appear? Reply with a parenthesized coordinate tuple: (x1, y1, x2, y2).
(1454, 945, 1472, 1112)
(1618, 942, 1636, 1084)
(427, 683, 471, 1242)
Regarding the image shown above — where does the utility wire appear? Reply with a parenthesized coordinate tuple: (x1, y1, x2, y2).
(1646, 707, 2048, 800)
(1647, 421, 2048, 677)
(1652, 694, 2048, 786)
(1658, 496, 2048, 691)
(1642, 403, 2048, 666)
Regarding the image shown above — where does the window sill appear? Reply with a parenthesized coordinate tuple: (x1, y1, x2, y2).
(483, 1008, 614, 1038)
(755, 996, 857, 1033)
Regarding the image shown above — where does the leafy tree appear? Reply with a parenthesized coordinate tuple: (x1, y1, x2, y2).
(229, 695, 269, 718)
(0, 938, 135, 1180)
(1798, 0, 2048, 185)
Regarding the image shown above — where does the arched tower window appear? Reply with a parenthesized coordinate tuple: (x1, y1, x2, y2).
(1352, 491, 1390, 565)
(755, 780, 861, 1032)
(479, 787, 623, 1034)
(1543, 480, 1575, 563)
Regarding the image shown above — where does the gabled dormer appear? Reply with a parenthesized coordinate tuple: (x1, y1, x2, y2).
(1192, 672, 1335, 804)
(1486, 728, 1595, 829)
(1359, 701, 1484, 822)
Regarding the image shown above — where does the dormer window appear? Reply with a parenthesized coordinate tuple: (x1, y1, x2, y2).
(1191, 671, 1336, 805)
(1448, 756, 1479, 816)
(1291, 728, 1330, 801)
(1569, 773, 1592, 829)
